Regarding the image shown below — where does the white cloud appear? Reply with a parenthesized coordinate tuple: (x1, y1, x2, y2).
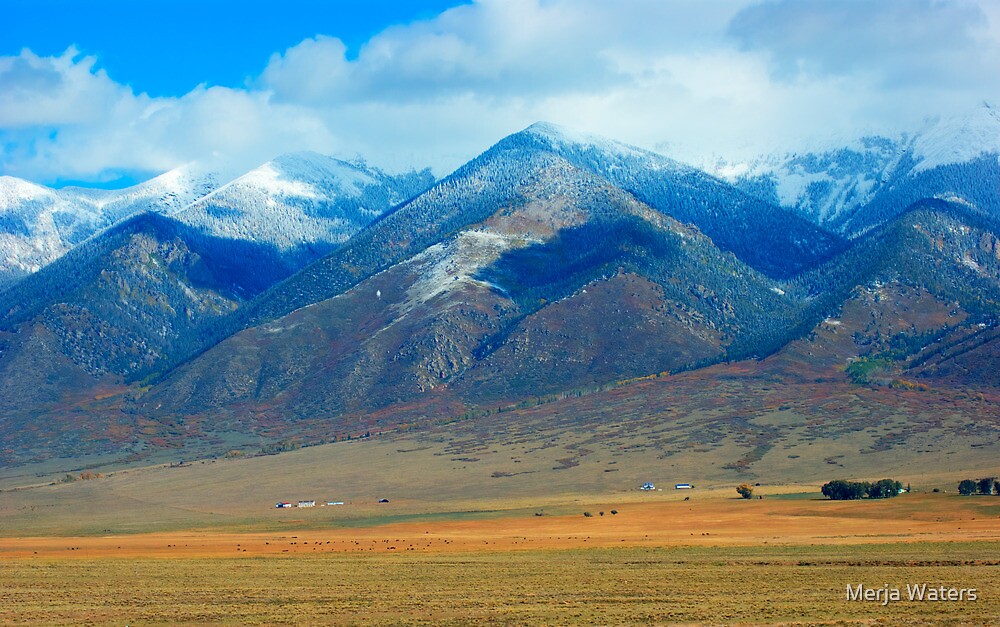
(0, 49, 336, 182)
(0, 47, 145, 127)
(259, 36, 353, 104)
(2, 0, 999, 185)
(727, 0, 999, 89)
(259, 0, 746, 104)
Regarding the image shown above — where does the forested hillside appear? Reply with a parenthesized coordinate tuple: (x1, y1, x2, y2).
(1, 121, 998, 469)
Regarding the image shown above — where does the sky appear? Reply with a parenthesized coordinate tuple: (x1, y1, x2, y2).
(1, 0, 999, 188)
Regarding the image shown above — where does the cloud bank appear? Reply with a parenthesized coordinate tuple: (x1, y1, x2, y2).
(2, 0, 998, 185)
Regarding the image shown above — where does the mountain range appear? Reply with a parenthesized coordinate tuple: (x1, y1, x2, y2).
(0, 164, 224, 288)
(712, 103, 1000, 236)
(0, 106, 998, 471)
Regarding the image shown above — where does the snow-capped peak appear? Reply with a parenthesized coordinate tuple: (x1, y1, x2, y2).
(0, 162, 234, 287)
(0, 176, 55, 208)
(913, 102, 1000, 172)
(266, 151, 378, 195)
(523, 121, 652, 161)
(171, 151, 433, 252)
(228, 161, 321, 200)
(511, 121, 696, 181)
(181, 152, 379, 211)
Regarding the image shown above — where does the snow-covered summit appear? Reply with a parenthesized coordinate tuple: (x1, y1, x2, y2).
(709, 104, 1000, 231)
(519, 121, 686, 172)
(913, 103, 1000, 172)
(524, 121, 635, 153)
(176, 152, 433, 251)
(0, 151, 434, 289)
(0, 176, 54, 207)
(0, 165, 235, 288)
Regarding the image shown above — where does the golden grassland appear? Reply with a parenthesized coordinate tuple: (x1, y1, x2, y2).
(1, 543, 998, 625)
(1, 490, 1000, 625)
(2, 431, 999, 625)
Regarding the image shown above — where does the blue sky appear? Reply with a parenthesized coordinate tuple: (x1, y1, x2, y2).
(2, 0, 999, 188)
(1, 1, 469, 98)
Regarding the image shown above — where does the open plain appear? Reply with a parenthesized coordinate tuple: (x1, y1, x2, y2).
(1, 377, 998, 625)
(2, 438, 999, 625)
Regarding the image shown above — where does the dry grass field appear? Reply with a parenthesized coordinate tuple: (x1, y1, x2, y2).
(2, 417, 998, 625)
(2, 490, 999, 625)
(2, 542, 999, 625)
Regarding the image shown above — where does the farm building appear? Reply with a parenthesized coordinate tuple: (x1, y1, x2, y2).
(297, 500, 316, 508)
(640, 482, 655, 491)
(675, 483, 693, 490)
(275, 502, 293, 508)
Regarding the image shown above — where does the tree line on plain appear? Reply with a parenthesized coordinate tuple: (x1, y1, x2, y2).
(958, 477, 998, 496)
(821, 479, 905, 500)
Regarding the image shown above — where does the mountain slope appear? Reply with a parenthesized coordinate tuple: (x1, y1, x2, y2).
(0, 165, 228, 288)
(218, 122, 836, 344)
(0, 155, 434, 291)
(506, 123, 846, 279)
(718, 104, 1000, 236)
(108, 200, 1000, 475)
(0, 211, 283, 463)
(0, 213, 254, 381)
(2, 123, 1000, 469)
(793, 199, 1000, 319)
(840, 152, 1000, 237)
(0, 155, 436, 456)
(175, 152, 434, 265)
(760, 199, 1000, 386)
(720, 136, 906, 225)
(136, 149, 796, 437)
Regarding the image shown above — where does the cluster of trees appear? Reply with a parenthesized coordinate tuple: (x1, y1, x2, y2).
(258, 440, 300, 456)
(958, 477, 997, 495)
(736, 484, 754, 499)
(60, 471, 104, 483)
(821, 479, 904, 500)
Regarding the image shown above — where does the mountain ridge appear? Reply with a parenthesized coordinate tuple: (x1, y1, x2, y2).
(0, 119, 998, 471)
(711, 103, 1000, 235)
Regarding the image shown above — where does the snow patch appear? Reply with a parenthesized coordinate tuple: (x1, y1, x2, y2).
(961, 252, 981, 272)
(398, 229, 523, 314)
(712, 162, 752, 179)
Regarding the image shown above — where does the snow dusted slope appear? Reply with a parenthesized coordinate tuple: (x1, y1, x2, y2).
(0, 154, 434, 290)
(713, 104, 1000, 234)
(0, 177, 69, 284)
(0, 164, 229, 287)
(515, 122, 844, 278)
(913, 103, 1000, 172)
(712, 136, 908, 225)
(174, 152, 433, 252)
(523, 122, 687, 171)
(842, 104, 1000, 236)
(62, 163, 232, 229)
